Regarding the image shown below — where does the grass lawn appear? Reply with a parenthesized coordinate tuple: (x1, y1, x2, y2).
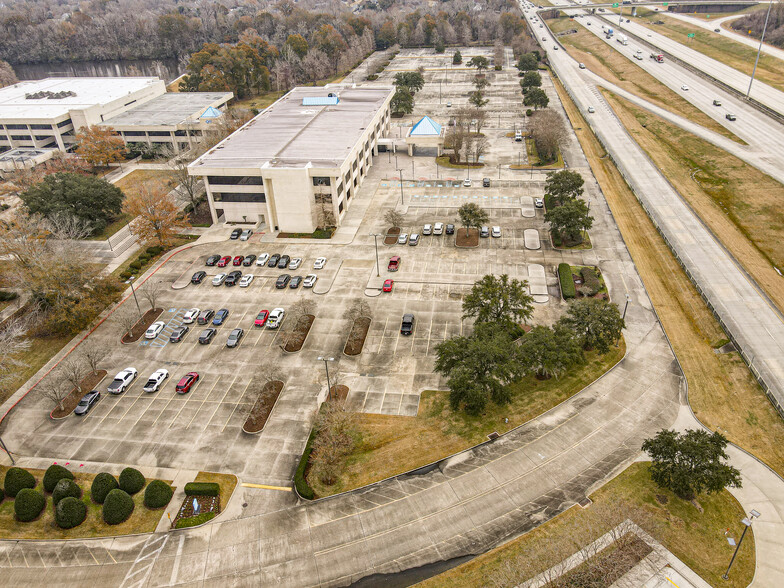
(553, 77, 784, 478)
(0, 466, 171, 539)
(546, 17, 743, 144)
(420, 462, 753, 588)
(306, 340, 625, 498)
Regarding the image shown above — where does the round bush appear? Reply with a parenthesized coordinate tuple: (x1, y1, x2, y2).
(14, 488, 45, 522)
(143, 480, 173, 509)
(102, 489, 135, 525)
(52, 478, 81, 505)
(4, 467, 35, 498)
(55, 496, 87, 529)
(118, 467, 145, 495)
(91, 472, 119, 504)
(43, 464, 74, 493)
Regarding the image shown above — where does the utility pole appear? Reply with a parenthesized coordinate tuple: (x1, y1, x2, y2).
(747, 0, 773, 98)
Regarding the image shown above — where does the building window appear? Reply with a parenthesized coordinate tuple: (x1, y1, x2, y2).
(212, 192, 266, 203)
(56, 119, 72, 128)
(208, 176, 264, 186)
(312, 176, 331, 187)
(30, 124, 51, 130)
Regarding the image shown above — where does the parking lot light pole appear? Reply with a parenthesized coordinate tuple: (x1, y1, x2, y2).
(317, 357, 335, 401)
(370, 234, 381, 276)
(622, 293, 631, 321)
(126, 276, 142, 318)
(723, 510, 761, 580)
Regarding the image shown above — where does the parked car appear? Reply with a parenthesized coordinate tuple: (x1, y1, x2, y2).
(191, 271, 206, 285)
(205, 254, 221, 266)
(397, 233, 409, 245)
(289, 257, 302, 270)
(183, 308, 200, 324)
(145, 321, 166, 340)
(433, 222, 444, 235)
(197, 309, 214, 325)
(254, 310, 269, 327)
(232, 255, 244, 266)
(289, 275, 303, 289)
(239, 274, 255, 288)
(480, 226, 490, 238)
(400, 313, 415, 335)
(268, 308, 285, 329)
(534, 198, 544, 209)
(446, 224, 455, 235)
(242, 254, 256, 266)
(314, 257, 327, 269)
(230, 228, 242, 240)
(107, 368, 137, 394)
(268, 254, 281, 267)
(409, 233, 420, 246)
(383, 279, 394, 292)
(169, 326, 189, 342)
(217, 256, 232, 268)
(388, 256, 401, 271)
(278, 255, 291, 269)
(492, 226, 501, 238)
(175, 372, 199, 394)
(240, 229, 253, 241)
(303, 274, 318, 288)
(74, 390, 101, 415)
(423, 224, 432, 235)
(482, 178, 490, 187)
(224, 270, 242, 286)
(226, 328, 244, 348)
(463, 178, 472, 187)
(198, 328, 216, 344)
(143, 369, 169, 393)
(276, 274, 291, 288)
(256, 253, 270, 266)
(212, 273, 227, 286)
(213, 308, 229, 325)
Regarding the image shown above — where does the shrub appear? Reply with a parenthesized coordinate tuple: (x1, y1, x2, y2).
(174, 512, 216, 528)
(52, 478, 81, 505)
(143, 480, 173, 509)
(183, 482, 220, 497)
(294, 428, 317, 500)
(559, 263, 576, 299)
(4, 467, 35, 498)
(91, 472, 119, 504)
(14, 488, 46, 522)
(581, 267, 601, 296)
(102, 489, 134, 525)
(119, 467, 145, 495)
(43, 464, 74, 493)
(55, 496, 87, 529)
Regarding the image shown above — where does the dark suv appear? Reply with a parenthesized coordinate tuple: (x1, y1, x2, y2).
(401, 313, 415, 335)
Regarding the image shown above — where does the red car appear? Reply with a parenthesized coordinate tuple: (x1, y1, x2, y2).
(383, 279, 394, 292)
(175, 372, 199, 394)
(216, 255, 232, 268)
(232, 255, 244, 266)
(254, 310, 270, 327)
(388, 256, 400, 272)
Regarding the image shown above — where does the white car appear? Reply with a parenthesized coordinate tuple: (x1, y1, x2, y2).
(268, 308, 285, 329)
(212, 273, 227, 286)
(303, 274, 318, 288)
(587, 106, 595, 113)
(397, 233, 408, 245)
(463, 178, 472, 187)
(491, 226, 501, 238)
(256, 253, 270, 266)
(145, 321, 166, 339)
(239, 274, 255, 288)
(314, 257, 327, 270)
(107, 368, 137, 394)
(143, 369, 169, 393)
(289, 257, 302, 270)
(681, 84, 689, 91)
(182, 308, 200, 324)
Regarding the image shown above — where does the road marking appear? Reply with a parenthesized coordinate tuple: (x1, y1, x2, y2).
(185, 376, 220, 429)
(241, 483, 292, 492)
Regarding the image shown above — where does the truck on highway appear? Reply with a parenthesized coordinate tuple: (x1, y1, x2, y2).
(617, 34, 628, 45)
(650, 53, 664, 63)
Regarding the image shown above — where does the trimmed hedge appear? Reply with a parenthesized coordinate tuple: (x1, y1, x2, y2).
(581, 267, 601, 296)
(43, 464, 74, 493)
(559, 263, 576, 300)
(102, 489, 135, 525)
(14, 488, 46, 522)
(119, 467, 145, 495)
(55, 496, 87, 529)
(4, 467, 35, 498)
(175, 512, 216, 529)
(52, 478, 81, 505)
(294, 428, 317, 500)
(91, 472, 119, 504)
(183, 482, 220, 497)
(143, 480, 173, 509)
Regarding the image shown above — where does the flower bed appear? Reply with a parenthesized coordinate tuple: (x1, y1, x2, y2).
(344, 317, 371, 356)
(120, 308, 163, 343)
(242, 380, 284, 434)
(51, 370, 107, 419)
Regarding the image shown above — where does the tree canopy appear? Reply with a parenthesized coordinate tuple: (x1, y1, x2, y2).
(561, 299, 624, 353)
(462, 274, 534, 327)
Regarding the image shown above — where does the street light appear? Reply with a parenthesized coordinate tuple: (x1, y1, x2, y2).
(126, 275, 142, 317)
(317, 357, 336, 401)
(622, 293, 631, 321)
(396, 168, 404, 204)
(723, 510, 761, 580)
(370, 234, 381, 277)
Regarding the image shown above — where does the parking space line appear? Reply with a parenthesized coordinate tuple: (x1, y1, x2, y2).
(221, 379, 252, 432)
(185, 376, 221, 429)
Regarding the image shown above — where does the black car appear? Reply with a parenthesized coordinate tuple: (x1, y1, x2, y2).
(213, 308, 230, 325)
(446, 224, 455, 235)
(276, 274, 291, 288)
(277, 254, 291, 269)
(230, 228, 242, 240)
(224, 270, 242, 286)
(242, 254, 257, 267)
(197, 309, 215, 325)
(226, 328, 244, 348)
(191, 271, 206, 285)
(289, 275, 302, 289)
(74, 390, 100, 415)
(401, 313, 415, 336)
(169, 325, 189, 342)
(205, 254, 221, 266)
(268, 253, 281, 267)
(198, 328, 217, 344)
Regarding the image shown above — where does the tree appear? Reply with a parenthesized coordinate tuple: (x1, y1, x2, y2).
(520, 71, 542, 90)
(393, 72, 425, 94)
(138, 280, 164, 311)
(457, 202, 489, 237)
(642, 429, 742, 500)
(384, 209, 404, 229)
(122, 183, 188, 248)
(391, 87, 414, 115)
(545, 198, 593, 244)
(467, 55, 489, 72)
(75, 126, 126, 167)
(20, 173, 123, 234)
(517, 324, 583, 380)
(453, 50, 463, 65)
(468, 91, 488, 108)
(516, 52, 539, 71)
(545, 169, 585, 203)
(531, 110, 566, 164)
(523, 87, 549, 110)
(463, 274, 534, 327)
(560, 299, 624, 353)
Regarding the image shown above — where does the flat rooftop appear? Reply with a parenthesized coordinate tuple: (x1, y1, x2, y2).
(0, 77, 161, 121)
(100, 92, 233, 128)
(190, 86, 393, 171)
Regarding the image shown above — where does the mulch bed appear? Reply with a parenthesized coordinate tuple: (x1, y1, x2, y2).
(282, 314, 315, 353)
(329, 385, 349, 403)
(344, 317, 371, 356)
(243, 380, 284, 434)
(121, 308, 163, 343)
(455, 228, 479, 247)
(384, 227, 400, 245)
(172, 494, 220, 528)
(51, 369, 108, 419)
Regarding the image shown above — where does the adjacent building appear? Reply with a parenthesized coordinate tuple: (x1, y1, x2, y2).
(188, 85, 394, 233)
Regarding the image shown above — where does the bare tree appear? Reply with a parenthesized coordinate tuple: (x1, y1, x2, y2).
(79, 339, 109, 375)
(39, 372, 71, 412)
(383, 209, 404, 230)
(60, 356, 86, 396)
(138, 279, 164, 311)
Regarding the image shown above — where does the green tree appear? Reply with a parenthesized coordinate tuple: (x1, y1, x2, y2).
(545, 198, 593, 244)
(560, 299, 624, 353)
(520, 71, 542, 90)
(457, 202, 489, 237)
(463, 274, 534, 327)
(524, 87, 549, 110)
(20, 173, 122, 234)
(516, 53, 539, 71)
(467, 56, 490, 72)
(517, 324, 583, 379)
(453, 50, 463, 65)
(545, 169, 585, 203)
(391, 87, 414, 115)
(284, 34, 309, 58)
(469, 90, 489, 108)
(393, 71, 425, 94)
(642, 429, 742, 500)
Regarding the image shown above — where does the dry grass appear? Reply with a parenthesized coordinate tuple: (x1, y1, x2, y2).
(547, 17, 742, 143)
(418, 462, 753, 588)
(307, 341, 625, 497)
(552, 78, 784, 477)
